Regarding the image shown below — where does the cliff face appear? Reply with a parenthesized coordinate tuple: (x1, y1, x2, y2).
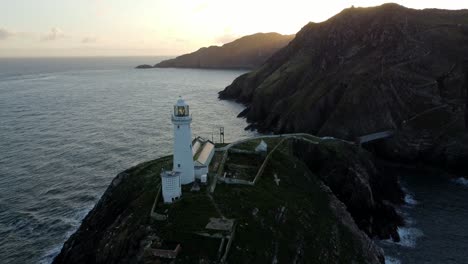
(153, 33, 294, 69)
(219, 4, 468, 170)
(52, 158, 170, 264)
(292, 139, 404, 241)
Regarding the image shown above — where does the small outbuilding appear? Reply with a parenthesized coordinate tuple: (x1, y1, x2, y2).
(255, 140, 268, 153)
(161, 170, 181, 203)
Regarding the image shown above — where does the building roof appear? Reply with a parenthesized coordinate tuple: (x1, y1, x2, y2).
(192, 136, 215, 166)
(255, 140, 268, 152)
(175, 96, 187, 107)
(161, 170, 181, 178)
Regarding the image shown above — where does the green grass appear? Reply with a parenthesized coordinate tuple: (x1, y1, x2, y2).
(234, 139, 261, 151)
(151, 193, 222, 262)
(97, 141, 376, 263)
(226, 152, 263, 167)
(210, 146, 369, 263)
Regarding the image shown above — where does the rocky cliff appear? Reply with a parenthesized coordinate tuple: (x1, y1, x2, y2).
(148, 33, 294, 69)
(219, 4, 468, 172)
(53, 137, 395, 263)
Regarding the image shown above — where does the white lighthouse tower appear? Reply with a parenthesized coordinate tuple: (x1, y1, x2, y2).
(172, 97, 195, 185)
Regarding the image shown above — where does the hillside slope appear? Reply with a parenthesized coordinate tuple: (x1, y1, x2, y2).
(150, 33, 294, 69)
(219, 4, 468, 170)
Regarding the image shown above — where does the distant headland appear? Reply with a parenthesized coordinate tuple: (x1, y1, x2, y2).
(135, 32, 294, 70)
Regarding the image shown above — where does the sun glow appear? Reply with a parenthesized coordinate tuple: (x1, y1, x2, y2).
(0, 0, 467, 57)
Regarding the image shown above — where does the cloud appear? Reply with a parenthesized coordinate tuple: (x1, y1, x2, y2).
(81, 37, 98, 44)
(0, 28, 14, 40)
(41, 27, 66, 41)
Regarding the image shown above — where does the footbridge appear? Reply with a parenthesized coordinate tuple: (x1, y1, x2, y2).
(355, 130, 395, 145)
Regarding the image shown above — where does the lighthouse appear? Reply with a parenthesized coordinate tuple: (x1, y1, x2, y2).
(172, 97, 195, 185)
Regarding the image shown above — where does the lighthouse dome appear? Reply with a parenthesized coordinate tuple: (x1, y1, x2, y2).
(174, 97, 190, 117)
(176, 97, 187, 106)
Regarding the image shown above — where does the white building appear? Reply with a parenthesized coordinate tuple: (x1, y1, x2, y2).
(255, 140, 268, 153)
(160, 97, 216, 203)
(192, 136, 215, 179)
(171, 97, 195, 185)
(161, 171, 181, 203)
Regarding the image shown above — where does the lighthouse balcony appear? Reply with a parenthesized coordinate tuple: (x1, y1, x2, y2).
(171, 114, 192, 123)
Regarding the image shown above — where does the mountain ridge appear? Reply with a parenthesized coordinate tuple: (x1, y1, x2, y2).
(136, 32, 294, 69)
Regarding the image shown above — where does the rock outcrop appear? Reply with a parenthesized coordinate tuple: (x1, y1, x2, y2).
(52, 158, 168, 264)
(292, 139, 404, 241)
(219, 4, 468, 172)
(135, 64, 153, 69)
(152, 33, 294, 69)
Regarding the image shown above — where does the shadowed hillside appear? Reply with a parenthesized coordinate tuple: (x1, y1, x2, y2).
(219, 4, 468, 172)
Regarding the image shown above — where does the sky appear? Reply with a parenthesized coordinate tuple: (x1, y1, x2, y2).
(0, 0, 467, 57)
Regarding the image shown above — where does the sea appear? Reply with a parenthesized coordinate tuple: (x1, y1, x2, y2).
(0, 57, 254, 263)
(380, 172, 468, 264)
(0, 57, 467, 264)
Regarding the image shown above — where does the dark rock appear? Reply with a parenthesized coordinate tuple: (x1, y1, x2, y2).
(237, 107, 250, 118)
(135, 64, 154, 69)
(292, 138, 404, 240)
(52, 158, 168, 264)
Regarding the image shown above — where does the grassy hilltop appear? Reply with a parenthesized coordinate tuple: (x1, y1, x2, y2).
(53, 136, 404, 263)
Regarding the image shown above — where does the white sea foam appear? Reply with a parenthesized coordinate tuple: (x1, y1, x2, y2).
(453, 177, 468, 187)
(404, 193, 418, 206)
(385, 256, 401, 264)
(38, 206, 93, 264)
(382, 226, 423, 248)
(38, 245, 61, 264)
(1, 74, 56, 83)
(396, 227, 424, 248)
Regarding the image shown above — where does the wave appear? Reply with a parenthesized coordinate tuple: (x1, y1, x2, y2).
(452, 177, 468, 187)
(404, 192, 418, 206)
(401, 186, 418, 207)
(385, 256, 401, 264)
(383, 186, 423, 249)
(398, 227, 424, 247)
(385, 227, 424, 248)
(38, 206, 93, 264)
(0, 73, 57, 83)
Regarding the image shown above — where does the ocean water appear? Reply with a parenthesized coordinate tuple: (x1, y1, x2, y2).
(381, 173, 468, 264)
(0, 57, 254, 263)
